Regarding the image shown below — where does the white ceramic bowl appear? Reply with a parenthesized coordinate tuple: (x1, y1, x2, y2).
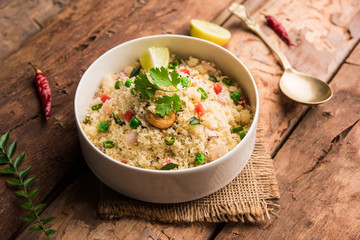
(75, 35, 259, 203)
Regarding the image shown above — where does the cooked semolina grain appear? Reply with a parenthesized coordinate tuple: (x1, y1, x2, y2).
(83, 55, 254, 170)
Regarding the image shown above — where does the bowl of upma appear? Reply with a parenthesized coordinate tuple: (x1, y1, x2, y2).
(74, 35, 259, 203)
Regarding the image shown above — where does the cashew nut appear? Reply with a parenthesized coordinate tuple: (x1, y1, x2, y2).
(146, 111, 176, 129)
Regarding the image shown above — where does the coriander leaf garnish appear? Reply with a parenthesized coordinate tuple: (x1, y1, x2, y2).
(155, 94, 181, 116)
(0, 131, 56, 239)
(134, 73, 161, 99)
(170, 70, 181, 88)
(134, 67, 183, 116)
(149, 67, 180, 90)
(172, 94, 182, 112)
(150, 67, 172, 87)
(155, 101, 172, 116)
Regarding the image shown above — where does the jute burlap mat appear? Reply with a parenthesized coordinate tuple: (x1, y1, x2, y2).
(98, 126, 280, 223)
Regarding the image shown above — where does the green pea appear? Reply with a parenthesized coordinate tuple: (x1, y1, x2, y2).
(91, 104, 103, 111)
(125, 79, 133, 88)
(231, 91, 242, 103)
(195, 154, 206, 165)
(103, 140, 115, 149)
(180, 77, 190, 88)
(164, 135, 175, 145)
(232, 126, 244, 133)
(97, 121, 109, 132)
(197, 87, 208, 99)
(240, 131, 247, 140)
(222, 78, 232, 86)
(208, 76, 219, 82)
(130, 88, 136, 96)
(115, 81, 122, 89)
(129, 117, 140, 129)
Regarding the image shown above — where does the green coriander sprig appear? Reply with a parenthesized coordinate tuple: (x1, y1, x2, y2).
(134, 67, 182, 116)
(0, 131, 56, 239)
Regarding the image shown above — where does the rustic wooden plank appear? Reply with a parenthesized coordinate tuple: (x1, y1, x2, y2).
(0, 0, 236, 239)
(4, 0, 360, 240)
(215, 44, 360, 239)
(222, 0, 360, 154)
(347, 42, 360, 65)
(11, 0, 269, 238)
(212, 0, 242, 26)
(213, 0, 268, 34)
(16, 171, 218, 240)
(0, 0, 71, 62)
(0, 0, 11, 9)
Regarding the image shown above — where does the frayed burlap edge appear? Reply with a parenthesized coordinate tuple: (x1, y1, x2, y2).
(98, 126, 280, 223)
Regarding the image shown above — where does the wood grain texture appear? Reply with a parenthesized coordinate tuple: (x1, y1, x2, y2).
(215, 44, 360, 239)
(1, 0, 359, 239)
(347, 42, 360, 65)
(0, 0, 71, 62)
(16, 171, 218, 240)
(0, 0, 234, 239)
(223, 0, 360, 154)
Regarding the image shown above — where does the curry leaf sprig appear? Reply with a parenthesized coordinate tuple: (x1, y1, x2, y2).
(0, 131, 56, 239)
(134, 67, 182, 116)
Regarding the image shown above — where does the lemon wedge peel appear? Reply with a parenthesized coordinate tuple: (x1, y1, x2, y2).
(190, 19, 231, 46)
(139, 47, 170, 70)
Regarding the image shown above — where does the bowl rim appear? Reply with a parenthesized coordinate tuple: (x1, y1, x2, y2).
(74, 34, 259, 175)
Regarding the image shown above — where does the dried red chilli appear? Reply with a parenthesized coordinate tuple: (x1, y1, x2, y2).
(265, 15, 294, 46)
(29, 62, 52, 121)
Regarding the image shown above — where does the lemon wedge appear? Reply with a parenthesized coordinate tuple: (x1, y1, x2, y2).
(139, 47, 170, 70)
(190, 19, 231, 46)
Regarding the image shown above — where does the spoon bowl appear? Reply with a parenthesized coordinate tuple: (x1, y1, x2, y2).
(229, 3, 333, 105)
(279, 69, 333, 105)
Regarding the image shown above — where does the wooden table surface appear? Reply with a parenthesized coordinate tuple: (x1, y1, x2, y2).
(0, 0, 359, 239)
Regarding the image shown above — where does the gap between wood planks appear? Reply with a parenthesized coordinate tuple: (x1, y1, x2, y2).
(217, 0, 360, 159)
(214, 0, 360, 161)
(210, 4, 360, 238)
(11, 0, 360, 239)
(10, 1, 267, 239)
(215, 54, 360, 239)
(270, 38, 360, 159)
(299, 118, 359, 177)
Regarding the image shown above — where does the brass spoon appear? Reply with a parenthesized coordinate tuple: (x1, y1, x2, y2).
(229, 3, 333, 105)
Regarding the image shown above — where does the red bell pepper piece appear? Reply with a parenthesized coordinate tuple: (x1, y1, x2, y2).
(101, 94, 111, 103)
(123, 110, 134, 122)
(180, 69, 190, 75)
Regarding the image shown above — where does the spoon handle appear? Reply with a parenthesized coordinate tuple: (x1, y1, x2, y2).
(229, 3, 292, 70)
